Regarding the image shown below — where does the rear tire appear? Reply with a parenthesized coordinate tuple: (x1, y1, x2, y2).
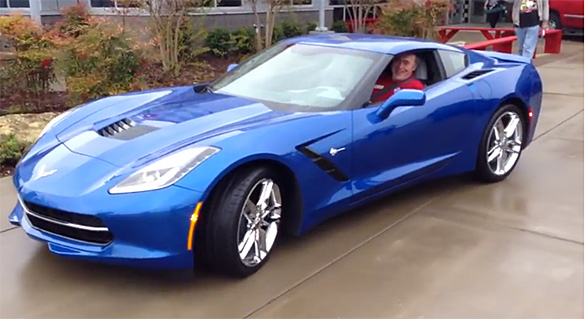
(474, 104, 525, 183)
(202, 166, 284, 278)
(549, 11, 562, 30)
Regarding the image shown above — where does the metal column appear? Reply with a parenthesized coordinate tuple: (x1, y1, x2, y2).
(316, 0, 329, 32)
(29, 0, 42, 24)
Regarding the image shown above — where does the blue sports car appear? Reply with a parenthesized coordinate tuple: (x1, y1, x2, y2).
(9, 33, 542, 278)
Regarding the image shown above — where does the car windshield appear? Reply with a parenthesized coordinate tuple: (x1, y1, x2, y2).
(209, 42, 385, 111)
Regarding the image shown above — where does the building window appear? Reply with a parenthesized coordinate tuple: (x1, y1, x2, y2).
(202, 0, 242, 7)
(0, 0, 30, 8)
(90, 0, 141, 8)
(217, 0, 241, 6)
(90, 0, 115, 6)
(292, 0, 312, 5)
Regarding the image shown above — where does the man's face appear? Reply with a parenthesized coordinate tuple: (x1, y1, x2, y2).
(391, 54, 417, 81)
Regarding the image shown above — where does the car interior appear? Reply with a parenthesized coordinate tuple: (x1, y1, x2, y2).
(412, 50, 444, 87)
(368, 49, 446, 104)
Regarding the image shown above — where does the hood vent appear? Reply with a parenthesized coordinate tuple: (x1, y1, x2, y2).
(98, 118, 160, 140)
(461, 69, 493, 80)
(98, 118, 135, 137)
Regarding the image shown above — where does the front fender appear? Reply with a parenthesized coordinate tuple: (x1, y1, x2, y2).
(174, 150, 297, 201)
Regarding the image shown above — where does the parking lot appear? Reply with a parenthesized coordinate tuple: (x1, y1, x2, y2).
(0, 39, 583, 318)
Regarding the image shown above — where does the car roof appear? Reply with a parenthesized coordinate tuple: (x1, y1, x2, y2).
(286, 33, 463, 55)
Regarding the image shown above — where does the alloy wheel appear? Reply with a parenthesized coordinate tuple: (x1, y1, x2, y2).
(236, 178, 282, 267)
(486, 111, 523, 175)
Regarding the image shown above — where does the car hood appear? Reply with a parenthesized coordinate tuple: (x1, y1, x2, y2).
(53, 85, 310, 168)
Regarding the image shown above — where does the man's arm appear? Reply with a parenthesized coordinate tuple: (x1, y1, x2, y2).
(541, 0, 550, 27)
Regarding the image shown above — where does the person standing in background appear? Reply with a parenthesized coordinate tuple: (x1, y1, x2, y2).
(508, 0, 550, 58)
(484, 0, 505, 28)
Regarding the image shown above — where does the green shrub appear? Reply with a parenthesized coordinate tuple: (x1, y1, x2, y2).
(205, 27, 256, 58)
(305, 21, 318, 34)
(54, 17, 144, 105)
(205, 27, 233, 58)
(231, 27, 256, 55)
(0, 14, 57, 99)
(280, 19, 304, 38)
(0, 133, 29, 166)
(331, 20, 349, 33)
(273, 19, 304, 43)
(178, 17, 209, 62)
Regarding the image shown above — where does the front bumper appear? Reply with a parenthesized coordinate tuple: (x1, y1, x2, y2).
(9, 185, 204, 269)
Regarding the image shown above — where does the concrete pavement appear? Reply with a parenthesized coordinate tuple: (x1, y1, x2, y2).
(0, 41, 583, 318)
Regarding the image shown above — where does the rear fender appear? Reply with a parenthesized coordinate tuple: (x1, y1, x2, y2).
(473, 50, 532, 64)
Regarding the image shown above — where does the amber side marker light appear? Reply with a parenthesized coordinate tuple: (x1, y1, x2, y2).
(187, 202, 203, 251)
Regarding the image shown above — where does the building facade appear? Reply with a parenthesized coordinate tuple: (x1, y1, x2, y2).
(0, 0, 475, 28)
(2, 0, 330, 27)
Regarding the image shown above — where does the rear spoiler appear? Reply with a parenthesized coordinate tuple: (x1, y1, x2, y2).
(472, 50, 532, 64)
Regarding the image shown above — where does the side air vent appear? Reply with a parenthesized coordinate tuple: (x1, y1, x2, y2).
(98, 118, 160, 140)
(296, 146, 349, 182)
(461, 69, 494, 80)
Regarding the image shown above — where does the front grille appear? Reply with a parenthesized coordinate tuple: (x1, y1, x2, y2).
(24, 200, 105, 227)
(22, 200, 113, 245)
(26, 214, 114, 244)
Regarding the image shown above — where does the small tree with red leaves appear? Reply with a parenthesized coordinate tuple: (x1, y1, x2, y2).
(373, 0, 451, 40)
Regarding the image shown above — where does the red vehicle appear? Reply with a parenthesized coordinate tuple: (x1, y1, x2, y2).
(549, 0, 584, 35)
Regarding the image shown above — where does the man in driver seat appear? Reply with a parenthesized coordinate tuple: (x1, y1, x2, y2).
(370, 52, 425, 103)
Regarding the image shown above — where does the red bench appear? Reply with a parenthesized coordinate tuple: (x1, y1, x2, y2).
(463, 35, 518, 53)
(437, 26, 563, 54)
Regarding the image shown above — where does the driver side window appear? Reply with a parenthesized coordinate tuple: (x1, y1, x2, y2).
(368, 51, 426, 105)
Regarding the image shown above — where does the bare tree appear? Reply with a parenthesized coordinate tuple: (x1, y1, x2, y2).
(248, 0, 287, 51)
(344, 0, 378, 33)
(118, 0, 208, 75)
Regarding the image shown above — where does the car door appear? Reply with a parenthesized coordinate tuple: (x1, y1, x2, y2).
(562, 0, 584, 28)
(349, 49, 477, 204)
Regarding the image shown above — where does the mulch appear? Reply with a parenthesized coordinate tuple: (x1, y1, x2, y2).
(0, 92, 70, 115)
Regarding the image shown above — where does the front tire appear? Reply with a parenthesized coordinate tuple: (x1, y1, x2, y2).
(474, 104, 525, 183)
(203, 166, 284, 278)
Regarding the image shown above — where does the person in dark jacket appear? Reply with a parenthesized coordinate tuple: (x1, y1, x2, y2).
(484, 0, 506, 27)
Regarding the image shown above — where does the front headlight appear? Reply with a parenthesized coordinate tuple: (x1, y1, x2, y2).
(108, 146, 220, 194)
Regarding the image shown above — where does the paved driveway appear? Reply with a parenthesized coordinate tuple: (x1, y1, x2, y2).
(0, 40, 583, 319)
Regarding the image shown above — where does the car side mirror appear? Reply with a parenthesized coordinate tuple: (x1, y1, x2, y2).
(227, 63, 238, 72)
(375, 89, 426, 120)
